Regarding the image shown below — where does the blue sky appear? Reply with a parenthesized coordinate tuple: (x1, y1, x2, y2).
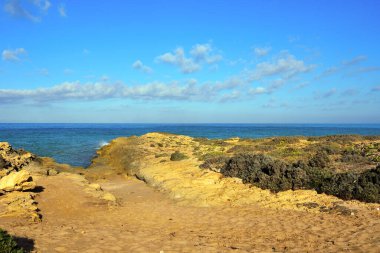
(1, 0, 379, 123)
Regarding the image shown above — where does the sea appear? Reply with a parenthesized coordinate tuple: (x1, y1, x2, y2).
(1, 123, 380, 167)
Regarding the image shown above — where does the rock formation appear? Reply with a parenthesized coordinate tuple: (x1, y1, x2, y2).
(0, 170, 36, 192)
(0, 142, 36, 177)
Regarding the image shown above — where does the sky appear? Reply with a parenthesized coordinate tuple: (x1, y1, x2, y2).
(0, 0, 380, 123)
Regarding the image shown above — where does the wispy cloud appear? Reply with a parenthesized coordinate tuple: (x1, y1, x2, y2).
(316, 55, 369, 80)
(253, 47, 271, 57)
(294, 82, 309, 89)
(2, 48, 27, 61)
(63, 68, 73, 75)
(4, 0, 51, 22)
(341, 88, 358, 96)
(349, 66, 380, 75)
(371, 85, 380, 92)
(58, 3, 66, 17)
(132, 60, 153, 74)
(38, 68, 49, 76)
(262, 99, 290, 109)
(156, 43, 222, 74)
(342, 55, 367, 66)
(315, 66, 339, 80)
(314, 88, 337, 99)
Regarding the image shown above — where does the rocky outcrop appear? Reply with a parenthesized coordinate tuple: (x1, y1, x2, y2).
(0, 142, 36, 176)
(0, 191, 40, 221)
(0, 142, 37, 193)
(0, 170, 36, 192)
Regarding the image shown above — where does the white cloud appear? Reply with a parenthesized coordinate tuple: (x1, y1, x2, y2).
(190, 44, 222, 64)
(249, 87, 269, 95)
(156, 43, 222, 74)
(0, 81, 208, 103)
(157, 48, 200, 74)
(32, 0, 50, 11)
(4, 0, 51, 22)
(2, 48, 27, 61)
(0, 75, 262, 104)
(132, 60, 153, 74)
(58, 4, 66, 17)
(253, 47, 271, 57)
(249, 54, 315, 81)
(220, 90, 241, 102)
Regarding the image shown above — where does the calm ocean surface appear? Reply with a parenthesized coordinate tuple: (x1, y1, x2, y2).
(1, 123, 380, 167)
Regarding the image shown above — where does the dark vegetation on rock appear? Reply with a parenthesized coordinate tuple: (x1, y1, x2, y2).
(199, 155, 229, 172)
(0, 229, 25, 253)
(170, 151, 188, 161)
(197, 135, 380, 203)
(218, 153, 380, 203)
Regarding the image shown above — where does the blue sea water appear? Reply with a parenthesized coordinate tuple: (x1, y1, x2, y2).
(1, 123, 380, 167)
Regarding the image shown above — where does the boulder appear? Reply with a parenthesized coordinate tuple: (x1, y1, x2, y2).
(0, 170, 36, 192)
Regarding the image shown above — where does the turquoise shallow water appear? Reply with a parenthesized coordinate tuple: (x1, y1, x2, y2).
(1, 123, 380, 167)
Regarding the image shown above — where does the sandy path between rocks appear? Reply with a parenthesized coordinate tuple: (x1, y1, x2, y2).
(1, 173, 380, 252)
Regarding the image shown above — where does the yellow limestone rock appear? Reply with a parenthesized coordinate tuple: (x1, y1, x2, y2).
(88, 183, 102, 191)
(102, 192, 116, 202)
(0, 170, 36, 192)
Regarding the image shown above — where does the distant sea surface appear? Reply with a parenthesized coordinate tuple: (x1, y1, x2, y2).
(1, 123, 380, 167)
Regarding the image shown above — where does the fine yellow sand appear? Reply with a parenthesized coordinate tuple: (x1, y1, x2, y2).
(2, 173, 380, 252)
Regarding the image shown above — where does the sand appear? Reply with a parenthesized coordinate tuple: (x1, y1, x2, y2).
(0, 172, 379, 252)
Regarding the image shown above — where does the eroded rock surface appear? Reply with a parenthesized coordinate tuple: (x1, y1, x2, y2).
(0, 170, 36, 192)
(0, 142, 36, 173)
